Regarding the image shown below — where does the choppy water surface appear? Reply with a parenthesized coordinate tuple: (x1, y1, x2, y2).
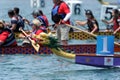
(1, 54, 120, 80)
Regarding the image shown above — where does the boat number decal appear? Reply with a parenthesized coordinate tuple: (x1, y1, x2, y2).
(40, 0, 45, 7)
(74, 4, 81, 15)
(96, 36, 114, 55)
(104, 7, 113, 20)
(31, 0, 45, 8)
(101, 37, 110, 53)
(100, 5, 118, 20)
(65, 1, 82, 15)
(31, 0, 40, 8)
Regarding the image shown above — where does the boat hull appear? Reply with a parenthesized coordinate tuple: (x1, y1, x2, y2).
(0, 44, 120, 54)
(76, 54, 120, 68)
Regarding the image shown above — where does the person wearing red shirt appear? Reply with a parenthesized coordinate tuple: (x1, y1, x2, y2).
(102, 9, 120, 34)
(30, 19, 44, 38)
(51, 0, 72, 45)
(22, 19, 44, 46)
(0, 20, 17, 47)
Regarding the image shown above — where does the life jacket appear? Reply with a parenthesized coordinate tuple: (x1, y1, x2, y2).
(113, 17, 120, 31)
(37, 16, 47, 27)
(51, 1, 66, 23)
(87, 19, 99, 32)
(42, 15, 49, 27)
(1, 28, 17, 46)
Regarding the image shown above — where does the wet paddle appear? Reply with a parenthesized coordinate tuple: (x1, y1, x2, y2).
(66, 24, 120, 46)
(19, 28, 40, 52)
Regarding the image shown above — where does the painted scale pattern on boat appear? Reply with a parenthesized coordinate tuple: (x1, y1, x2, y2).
(0, 45, 96, 54)
(1, 45, 120, 54)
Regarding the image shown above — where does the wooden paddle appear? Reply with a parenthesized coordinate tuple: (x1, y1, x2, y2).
(19, 28, 40, 52)
(65, 24, 120, 46)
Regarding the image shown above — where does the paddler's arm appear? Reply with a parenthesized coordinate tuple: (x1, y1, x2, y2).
(23, 18, 30, 25)
(62, 12, 72, 23)
(113, 26, 120, 34)
(75, 20, 87, 26)
(102, 18, 113, 24)
(4, 22, 11, 27)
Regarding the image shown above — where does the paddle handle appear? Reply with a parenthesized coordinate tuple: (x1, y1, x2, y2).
(65, 24, 97, 37)
(19, 28, 40, 52)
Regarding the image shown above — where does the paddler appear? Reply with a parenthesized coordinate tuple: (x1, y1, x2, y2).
(38, 9, 49, 28)
(6, 9, 23, 32)
(102, 9, 120, 34)
(0, 20, 17, 46)
(51, 0, 72, 46)
(13, 7, 25, 30)
(23, 10, 47, 33)
(75, 10, 99, 33)
(22, 19, 44, 46)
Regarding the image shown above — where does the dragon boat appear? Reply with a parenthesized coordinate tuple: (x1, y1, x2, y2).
(2, 30, 120, 68)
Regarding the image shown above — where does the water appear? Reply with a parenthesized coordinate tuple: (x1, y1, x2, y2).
(1, 54, 120, 80)
(0, 0, 120, 80)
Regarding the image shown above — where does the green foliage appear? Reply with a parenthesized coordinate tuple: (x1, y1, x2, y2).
(43, 37, 61, 50)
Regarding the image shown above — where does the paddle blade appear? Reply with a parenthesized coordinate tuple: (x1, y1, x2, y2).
(19, 28, 40, 52)
(31, 40, 40, 52)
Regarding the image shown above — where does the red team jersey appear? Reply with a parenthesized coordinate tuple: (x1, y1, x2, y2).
(0, 31, 17, 46)
(113, 17, 120, 32)
(57, 2, 70, 24)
